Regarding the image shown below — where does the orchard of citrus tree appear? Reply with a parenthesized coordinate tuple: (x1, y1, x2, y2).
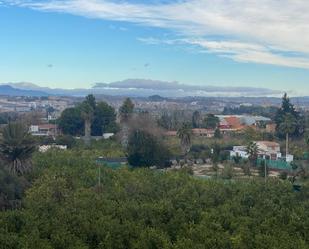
(0, 149, 309, 249)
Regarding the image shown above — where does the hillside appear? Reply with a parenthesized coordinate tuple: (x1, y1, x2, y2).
(0, 85, 49, 97)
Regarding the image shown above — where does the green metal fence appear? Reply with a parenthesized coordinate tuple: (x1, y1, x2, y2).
(95, 157, 128, 169)
(256, 158, 292, 171)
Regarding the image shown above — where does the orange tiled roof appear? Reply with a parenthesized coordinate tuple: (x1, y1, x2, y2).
(224, 117, 245, 130)
(38, 124, 57, 130)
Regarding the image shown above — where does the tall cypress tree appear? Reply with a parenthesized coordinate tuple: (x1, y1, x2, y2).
(192, 111, 201, 128)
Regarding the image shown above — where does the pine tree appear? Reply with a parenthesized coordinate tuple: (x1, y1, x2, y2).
(275, 93, 304, 138)
(119, 98, 134, 123)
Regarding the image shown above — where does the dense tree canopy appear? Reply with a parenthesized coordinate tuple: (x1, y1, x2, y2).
(223, 105, 279, 118)
(127, 129, 169, 168)
(58, 96, 117, 137)
(0, 150, 308, 249)
(203, 114, 220, 129)
(85, 94, 96, 110)
(92, 101, 118, 135)
(0, 167, 29, 210)
(58, 107, 84, 136)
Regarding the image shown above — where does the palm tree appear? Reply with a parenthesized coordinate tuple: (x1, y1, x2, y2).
(177, 123, 192, 156)
(279, 113, 296, 157)
(119, 98, 134, 147)
(0, 122, 36, 174)
(80, 102, 94, 146)
(246, 141, 259, 166)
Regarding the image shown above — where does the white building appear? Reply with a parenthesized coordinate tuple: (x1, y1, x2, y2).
(29, 124, 59, 136)
(230, 141, 293, 162)
(103, 133, 114, 139)
(255, 141, 282, 161)
(230, 146, 249, 159)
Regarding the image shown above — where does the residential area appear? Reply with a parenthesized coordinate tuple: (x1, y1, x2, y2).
(1, 92, 307, 183)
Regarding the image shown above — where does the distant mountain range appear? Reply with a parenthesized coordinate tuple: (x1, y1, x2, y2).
(0, 85, 49, 97)
(0, 79, 285, 98)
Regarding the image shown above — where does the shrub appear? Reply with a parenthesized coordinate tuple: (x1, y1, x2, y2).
(221, 163, 234, 179)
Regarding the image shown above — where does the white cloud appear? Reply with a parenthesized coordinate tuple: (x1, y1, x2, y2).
(4, 0, 309, 69)
(138, 37, 309, 69)
(183, 39, 309, 69)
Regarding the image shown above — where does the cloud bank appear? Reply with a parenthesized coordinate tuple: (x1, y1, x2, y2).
(5, 79, 283, 97)
(3, 0, 309, 69)
(93, 78, 282, 97)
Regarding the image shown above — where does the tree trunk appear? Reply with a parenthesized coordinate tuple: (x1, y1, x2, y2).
(84, 119, 91, 146)
(121, 123, 129, 148)
(286, 133, 289, 158)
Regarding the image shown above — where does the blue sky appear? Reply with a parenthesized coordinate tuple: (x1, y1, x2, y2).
(1, 0, 309, 95)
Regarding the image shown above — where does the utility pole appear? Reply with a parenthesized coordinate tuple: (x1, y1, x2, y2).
(286, 133, 289, 159)
(96, 157, 103, 187)
(264, 158, 267, 183)
(98, 163, 101, 187)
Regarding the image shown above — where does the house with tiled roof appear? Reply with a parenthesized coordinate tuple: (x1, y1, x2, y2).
(217, 115, 272, 133)
(165, 129, 215, 138)
(192, 128, 215, 138)
(255, 141, 282, 161)
(29, 124, 59, 136)
(230, 140, 293, 162)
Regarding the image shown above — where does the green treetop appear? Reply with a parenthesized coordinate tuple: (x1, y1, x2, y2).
(119, 98, 135, 122)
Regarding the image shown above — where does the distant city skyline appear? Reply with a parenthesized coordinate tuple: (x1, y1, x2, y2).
(1, 0, 309, 96)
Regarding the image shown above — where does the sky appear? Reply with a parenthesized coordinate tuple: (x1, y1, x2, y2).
(1, 0, 309, 95)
